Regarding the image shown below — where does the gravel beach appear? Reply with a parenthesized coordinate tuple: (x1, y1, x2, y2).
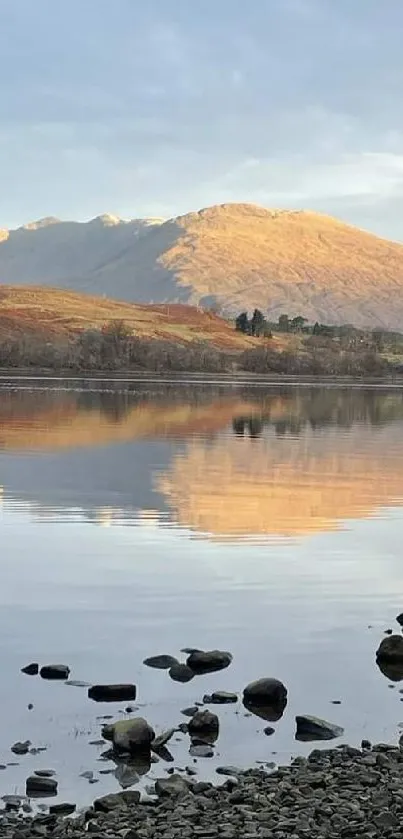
(3, 741, 403, 838)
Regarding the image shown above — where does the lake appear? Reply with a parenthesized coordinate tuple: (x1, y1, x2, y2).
(1, 378, 403, 808)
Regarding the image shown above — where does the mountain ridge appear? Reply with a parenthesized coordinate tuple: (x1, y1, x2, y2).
(1, 202, 403, 328)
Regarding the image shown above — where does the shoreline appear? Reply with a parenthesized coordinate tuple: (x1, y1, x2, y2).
(1, 369, 403, 388)
(2, 739, 403, 837)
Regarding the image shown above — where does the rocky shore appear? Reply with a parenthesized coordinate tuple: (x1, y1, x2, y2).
(3, 740, 403, 838)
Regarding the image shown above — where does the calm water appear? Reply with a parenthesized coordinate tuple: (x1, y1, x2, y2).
(1, 379, 403, 807)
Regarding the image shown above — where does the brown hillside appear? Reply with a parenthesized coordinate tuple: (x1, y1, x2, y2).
(0, 286, 254, 350)
(1, 204, 403, 328)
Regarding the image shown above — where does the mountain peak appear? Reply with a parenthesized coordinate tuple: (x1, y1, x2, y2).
(21, 216, 61, 231)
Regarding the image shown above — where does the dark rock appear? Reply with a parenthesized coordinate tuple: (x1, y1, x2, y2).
(49, 803, 76, 816)
(187, 649, 233, 674)
(65, 679, 91, 687)
(155, 774, 189, 797)
(102, 717, 155, 752)
(28, 703, 34, 710)
(169, 663, 195, 682)
(21, 663, 39, 676)
(181, 706, 199, 717)
(26, 776, 58, 796)
(243, 677, 287, 707)
(385, 628, 393, 634)
(203, 691, 238, 704)
(143, 655, 179, 669)
(181, 647, 203, 654)
(295, 715, 344, 741)
(11, 740, 31, 755)
(188, 710, 219, 742)
(377, 634, 403, 661)
(216, 766, 242, 776)
(243, 678, 287, 722)
(264, 726, 275, 736)
(361, 739, 372, 749)
(88, 684, 137, 702)
(34, 770, 56, 778)
(397, 612, 403, 626)
(40, 664, 70, 680)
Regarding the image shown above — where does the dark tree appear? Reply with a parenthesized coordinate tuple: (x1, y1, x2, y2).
(251, 308, 266, 336)
(235, 312, 249, 333)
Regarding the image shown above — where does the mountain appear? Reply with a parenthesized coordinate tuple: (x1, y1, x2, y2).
(1, 203, 403, 328)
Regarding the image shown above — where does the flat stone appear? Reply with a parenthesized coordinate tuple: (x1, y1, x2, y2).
(11, 740, 31, 755)
(40, 664, 70, 680)
(295, 715, 344, 741)
(49, 803, 76, 816)
(88, 684, 137, 702)
(187, 650, 233, 674)
(189, 744, 214, 758)
(203, 692, 238, 704)
(143, 655, 179, 669)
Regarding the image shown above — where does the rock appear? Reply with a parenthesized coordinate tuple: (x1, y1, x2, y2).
(49, 803, 76, 816)
(361, 739, 372, 749)
(181, 647, 203, 654)
(155, 774, 189, 797)
(34, 770, 56, 778)
(187, 650, 233, 674)
(188, 710, 219, 742)
(28, 703, 34, 710)
(189, 744, 214, 758)
(397, 612, 403, 626)
(216, 766, 242, 776)
(26, 776, 58, 796)
(11, 740, 31, 755)
(40, 664, 70, 680)
(102, 717, 155, 753)
(65, 680, 91, 687)
(143, 655, 179, 669)
(80, 770, 94, 779)
(264, 726, 275, 736)
(295, 715, 344, 741)
(181, 706, 199, 717)
(203, 691, 238, 704)
(243, 678, 287, 707)
(94, 792, 139, 812)
(169, 663, 195, 682)
(152, 728, 176, 751)
(88, 684, 137, 702)
(377, 634, 403, 661)
(243, 678, 287, 721)
(21, 663, 39, 676)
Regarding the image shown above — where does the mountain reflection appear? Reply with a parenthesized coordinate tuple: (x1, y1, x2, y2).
(1, 384, 403, 538)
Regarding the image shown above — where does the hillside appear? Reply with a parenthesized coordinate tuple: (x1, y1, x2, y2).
(1, 203, 403, 328)
(0, 285, 253, 350)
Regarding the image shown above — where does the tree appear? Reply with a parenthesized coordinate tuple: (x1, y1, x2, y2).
(278, 314, 289, 332)
(251, 308, 266, 336)
(290, 315, 308, 332)
(235, 312, 249, 333)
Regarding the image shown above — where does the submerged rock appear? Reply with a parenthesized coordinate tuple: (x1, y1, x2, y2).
(187, 649, 233, 674)
(102, 717, 155, 753)
(143, 655, 179, 669)
(88, 684, 137, 702)
(152, 728, 176, 751)
(21, 663, 39, 676)
(295, 715, 344, 741)
(189, 744, 214, 758)
(40, 664, 70, 680)
(181, 706, 199, 717)
(169, 663, 195, 683)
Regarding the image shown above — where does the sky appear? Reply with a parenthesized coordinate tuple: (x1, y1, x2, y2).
(1, 0, 403, 239)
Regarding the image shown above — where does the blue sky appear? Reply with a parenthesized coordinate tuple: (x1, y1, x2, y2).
(1, 0, 403, 238)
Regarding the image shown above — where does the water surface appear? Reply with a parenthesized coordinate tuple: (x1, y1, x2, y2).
(1, 381, 403, 807)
